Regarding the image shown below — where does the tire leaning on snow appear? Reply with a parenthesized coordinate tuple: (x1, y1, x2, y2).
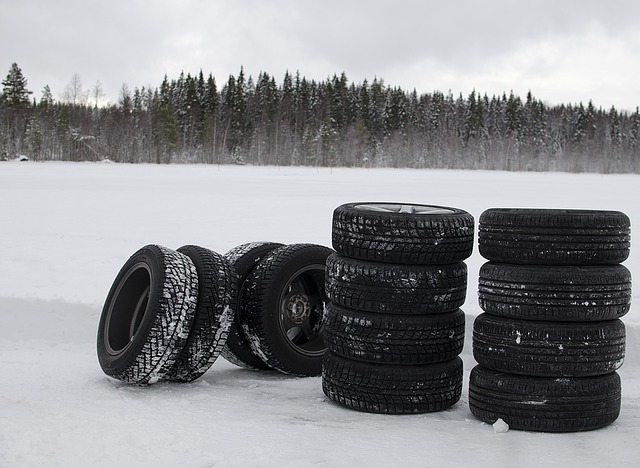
(163, 245, 236, 382)
(331, 202, 474, 265)
(221, 241, 285, 370)
(239, 243, 333, 376)
(97, 245, 199, 384)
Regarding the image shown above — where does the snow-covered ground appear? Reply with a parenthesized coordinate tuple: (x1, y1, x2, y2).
(1, 162, 638, 467)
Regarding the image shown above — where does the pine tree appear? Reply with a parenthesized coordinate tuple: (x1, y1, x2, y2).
(1, 63, 32, 108)
(40, 85, 54, 106)
(629, 107, 640, 153)
(201, 73, 218, 162)
(368, 78, 386, 140)
(609, 106, 621, 148)
(505, 91, 522, 135)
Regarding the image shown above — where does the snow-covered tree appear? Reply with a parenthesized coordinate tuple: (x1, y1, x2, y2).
(1, 63, 32, 108)
(40, 85, 54, 106)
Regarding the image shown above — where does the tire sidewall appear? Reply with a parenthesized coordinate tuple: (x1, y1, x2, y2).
(97, 246, 164, 375)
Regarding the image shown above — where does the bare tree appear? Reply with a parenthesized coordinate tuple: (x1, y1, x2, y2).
(91, 81, 105, 108)
(61, 73, 88, 105)
(119, 83, 131, 108)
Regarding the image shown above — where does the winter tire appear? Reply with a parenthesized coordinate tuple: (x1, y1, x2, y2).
(240, 243, 333, 376)
(332, 202, 474, 265)
(322, 352, 463, 414)
(222, 242, 284, 370)
(478, 208, 631, 265)
(323, 303, 465, 364)
(473, 313, 625, 377)
(478, 262, 632, 321)
(326, 254, 467, 314)
(469, 365, 621, 432)
(97, 245, 199, 384)
(163, 245, 236, 382)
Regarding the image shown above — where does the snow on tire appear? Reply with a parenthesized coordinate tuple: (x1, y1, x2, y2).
(469, 365, 621, 432)
(163, 245, 236, 382)
(97, 244, 199, 385)
(472, 313, 626, 377)
(332, 202, 474, 265)
(222, 241, 284, 370)
(326, 253, 467, 314)
(323, 302, 465, 365)
(322, 352, 463, 414)
(478, 208, 631, 265)
(478, 262, 632, 321)
(239, 243, 334, 376)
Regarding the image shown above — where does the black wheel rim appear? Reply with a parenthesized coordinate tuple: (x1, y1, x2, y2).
(353, 203, 455, 215)
(278, 264, 327, 357)
(104, 262, 153, 356)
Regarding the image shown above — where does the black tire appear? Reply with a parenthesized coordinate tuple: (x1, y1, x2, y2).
(478, 262, 632, 321)
(97, 245, 199, 384)
(478, 208, 631, 265)
(469, 365, 621, 432)
(239, 243, 333, 376)
(163, 245, 236, 382)
(326, 254, 467, 314)
(221, 242, 284, 370)
(332, 202, 474, 265)
(324, 303, 465, 365)
(322, 352, 463, 414)
(473, 313, 625, 377)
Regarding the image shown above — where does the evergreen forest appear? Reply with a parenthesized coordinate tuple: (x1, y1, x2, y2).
(1, 63, 639, 173)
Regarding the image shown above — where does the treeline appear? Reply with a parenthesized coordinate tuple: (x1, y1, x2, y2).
(1, 64, 639, 172)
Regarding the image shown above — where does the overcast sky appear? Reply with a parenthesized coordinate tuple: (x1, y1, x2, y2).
(2, 0, 639, 111)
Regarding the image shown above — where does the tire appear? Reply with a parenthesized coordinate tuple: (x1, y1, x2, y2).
(163, 245, 236, 382)
(97, 245, 199, 384)
(326, 254, 467, 314)
(472, 313, 625, 377)
(478, 208, 631, 265)
(332, 202, 474, 265)
(324, 303, 465, 364)
(322, 352, 463, 414)
(469, 365, 621, 432)
(478, 262, 632, 321)
(221, 242, 284, 370)
(239, 243, 333, 376)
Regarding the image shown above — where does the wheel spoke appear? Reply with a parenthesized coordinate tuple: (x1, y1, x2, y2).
(287, 278, 305, 295)
(354, 203, 455, 215)
(306, 292, 323, 308)
(414, 207, 456, 215)
(286, 326, 303, 342)
(300, 321, 315, 340)
(356, 204, 396, 213)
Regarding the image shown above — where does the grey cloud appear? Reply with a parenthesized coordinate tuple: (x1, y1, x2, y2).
(1, 0, 639, 109)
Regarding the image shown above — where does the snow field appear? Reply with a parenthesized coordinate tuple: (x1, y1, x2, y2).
(1, 162, 638, 467)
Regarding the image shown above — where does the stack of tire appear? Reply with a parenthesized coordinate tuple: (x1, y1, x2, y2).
(469, 208, 632, 432)
(97, 242, 332, 385)
(322, 202, 475, 414)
